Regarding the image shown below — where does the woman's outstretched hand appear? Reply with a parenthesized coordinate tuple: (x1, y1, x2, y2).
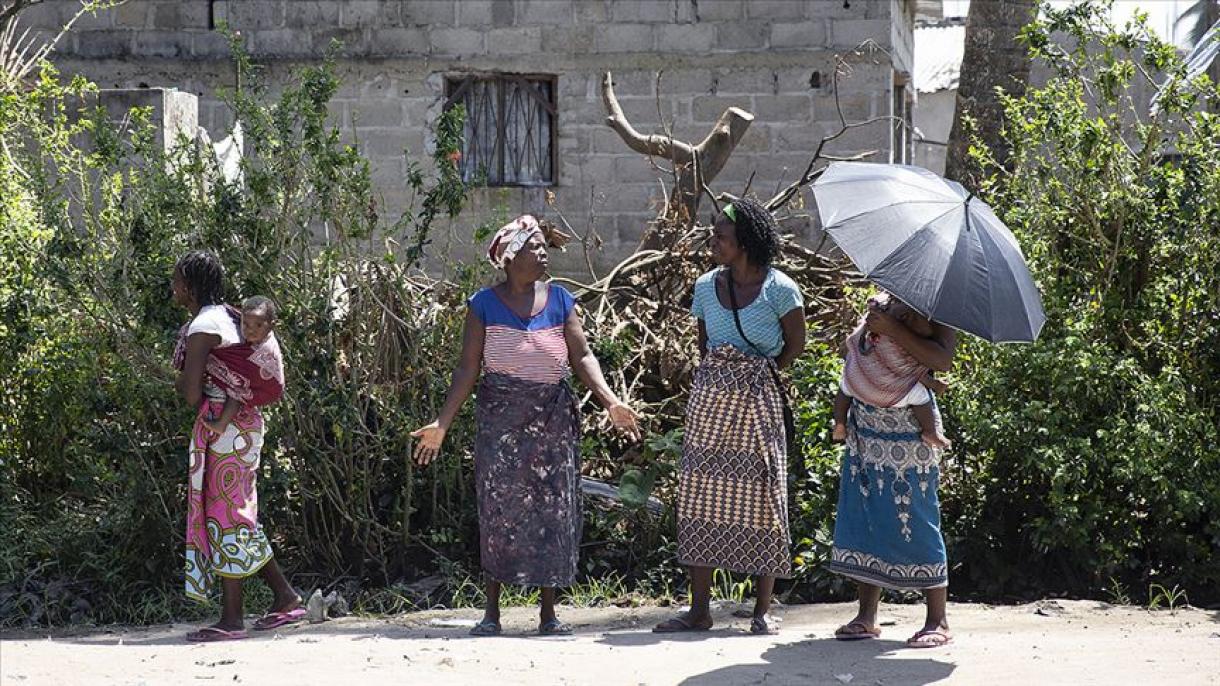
(411, 421, 446, 466)
(607, 402, 642, 442)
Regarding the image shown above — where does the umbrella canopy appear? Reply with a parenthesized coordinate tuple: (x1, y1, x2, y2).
(811, 162, 1045, 343)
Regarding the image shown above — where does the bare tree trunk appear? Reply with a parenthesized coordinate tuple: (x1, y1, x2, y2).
(601, 71, 753, 250)
(945, 0, 1036, 190)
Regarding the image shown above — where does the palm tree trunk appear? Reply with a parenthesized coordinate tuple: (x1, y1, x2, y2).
(944, 0, 1037, 190)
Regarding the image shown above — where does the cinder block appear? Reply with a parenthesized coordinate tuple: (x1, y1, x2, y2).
(574, 1, 609, 23)
(401, 1, 457, 25)
(691, 95, 749, 123)
(660, 69, 716, 96)
(712, 68, 777, 95)
(613, 97, 677, 127)
(111, 0, 151, 29)
(559, 72, 592, 98)
(153, 1, 211, 30)
(605, 70, 656, 97)
(752, 94, 814, 122)
(610, 0, 676, 23)
(771, 20, 828, 49)
(747, 0, 807, 20)
(314, 27, 369, 55)
(691, 0, 742, 21)
(284, 1, 341, 28)
(132, 30, 190, 58)
(830, 18, 889, 49)
(595, 23, 655, 53)
(656, 23, 717, 53)
(351, 100, 406, 128)
(516, 0, 574, 25)
(249, 29, 315, 57)
(191, 32, 234, 59)
(366, 28, 429, 57)
(591, 128, 633, 154)
(340, 0, 392, 28)
(430, 27, 486, 56)
(771, 124, 823, 152)
(74, 31, 132, 58)
(485, 27, 543, 55)
(457, 1, 494, 25)
(808, 0, 884, 20)
(219, 0, 285, 30)
(714, 20, 768, 51)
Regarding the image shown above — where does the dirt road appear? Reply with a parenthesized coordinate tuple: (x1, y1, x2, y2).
(3, 600, 1218, 685)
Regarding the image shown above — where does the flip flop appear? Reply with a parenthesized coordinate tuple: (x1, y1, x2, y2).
(469, 620, 502, 637)
(538, 618, 573, 636)
(834, 621, 881, 641)
(906, 629, 952, 648)
(253, 606, 306, 631)
(652, 615, 713, 633)
(185, 626, 249, 643)
(750, 616, 779, 635)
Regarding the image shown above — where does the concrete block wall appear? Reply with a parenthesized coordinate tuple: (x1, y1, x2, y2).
(23, 0, 907, 275)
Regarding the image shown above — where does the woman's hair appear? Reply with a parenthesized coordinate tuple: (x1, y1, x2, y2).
(242, 295, 278, 323)
(724, 197, 781, 267)
(175, 250, 225, 307)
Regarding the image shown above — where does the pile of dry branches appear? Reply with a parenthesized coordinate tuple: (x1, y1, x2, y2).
(552, 48, 901, 426)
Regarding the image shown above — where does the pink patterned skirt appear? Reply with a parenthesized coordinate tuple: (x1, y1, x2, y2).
(185, 399, 274, 602)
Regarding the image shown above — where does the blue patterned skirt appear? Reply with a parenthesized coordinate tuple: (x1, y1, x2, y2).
(826, 399, 948, 590)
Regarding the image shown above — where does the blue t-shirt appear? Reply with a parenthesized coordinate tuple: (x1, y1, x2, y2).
(691, 268, 803, 358)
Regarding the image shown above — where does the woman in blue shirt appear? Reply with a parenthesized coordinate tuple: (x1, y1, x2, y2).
(654, 198, 806, 634)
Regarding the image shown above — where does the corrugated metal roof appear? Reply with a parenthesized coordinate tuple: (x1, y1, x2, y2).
(915, 24, 965, 93)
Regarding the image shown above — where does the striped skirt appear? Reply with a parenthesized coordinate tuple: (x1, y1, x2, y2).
(677, 345, 791, 577)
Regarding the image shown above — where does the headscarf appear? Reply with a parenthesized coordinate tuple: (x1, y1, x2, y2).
(487, 214, 542, 269)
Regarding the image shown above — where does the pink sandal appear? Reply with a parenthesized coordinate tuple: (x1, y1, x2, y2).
(185, 626, 248, 642)
(906, 628, 952, 648)
(253, 606, 306, 631)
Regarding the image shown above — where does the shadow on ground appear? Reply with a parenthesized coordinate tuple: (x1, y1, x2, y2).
(676, 637, 956, 686)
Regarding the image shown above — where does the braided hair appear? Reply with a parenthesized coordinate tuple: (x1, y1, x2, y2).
(175, 250, 225, 307)
(724, 197, 781, 268)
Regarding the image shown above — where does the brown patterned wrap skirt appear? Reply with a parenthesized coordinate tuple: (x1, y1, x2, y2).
(677, 345, 792, 577)
(473, 372, 582, 587)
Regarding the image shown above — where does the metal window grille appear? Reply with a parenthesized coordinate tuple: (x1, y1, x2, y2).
(444, 74, 557, 187)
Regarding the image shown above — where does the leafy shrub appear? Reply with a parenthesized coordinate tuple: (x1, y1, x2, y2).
(941, 1, 1220, 604)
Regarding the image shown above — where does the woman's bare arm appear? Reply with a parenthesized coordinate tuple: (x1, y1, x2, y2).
(565, 308, 618, 410)
(435, 309, 486, 431)
(774, 307, 807, 370)
(866, 307, 957, 371)
(176, 332, 219, 409)
(412, 309, 485, 466)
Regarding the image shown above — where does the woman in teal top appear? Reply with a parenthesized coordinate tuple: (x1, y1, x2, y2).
(655, 197, 807, 635)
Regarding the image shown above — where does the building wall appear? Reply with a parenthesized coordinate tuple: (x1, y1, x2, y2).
(22, 0, 908, 275)
(913, 87, 953, 174)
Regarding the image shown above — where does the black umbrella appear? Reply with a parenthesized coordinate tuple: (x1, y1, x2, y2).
(812, 162, 1046, 343)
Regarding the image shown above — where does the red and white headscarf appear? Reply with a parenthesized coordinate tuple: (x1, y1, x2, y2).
(486, 214, 542, 269)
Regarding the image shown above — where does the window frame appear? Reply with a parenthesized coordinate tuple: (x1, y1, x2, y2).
(443, 72, 559, 188)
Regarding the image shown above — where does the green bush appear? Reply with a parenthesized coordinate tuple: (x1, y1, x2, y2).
(940, 1, 1220, 604)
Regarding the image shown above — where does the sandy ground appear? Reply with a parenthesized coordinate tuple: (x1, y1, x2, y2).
(2, 600, 1218, 686)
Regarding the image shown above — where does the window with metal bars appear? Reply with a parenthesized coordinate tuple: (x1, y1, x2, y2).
(443, 74, 557, 187)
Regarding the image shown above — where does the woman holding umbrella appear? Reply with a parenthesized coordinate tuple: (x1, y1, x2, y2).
(811, 162, 1046, 648)
(826, 297, 957, 647)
